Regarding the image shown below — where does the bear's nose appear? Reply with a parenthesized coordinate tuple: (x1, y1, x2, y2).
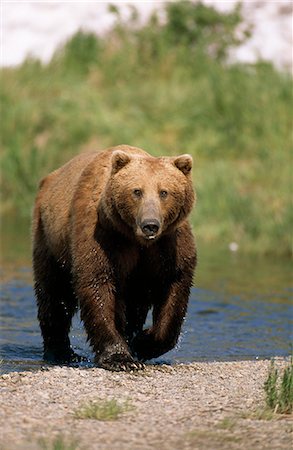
(141, 219, 160, 237)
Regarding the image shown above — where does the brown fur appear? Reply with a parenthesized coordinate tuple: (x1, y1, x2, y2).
(32, 145, 197, 371)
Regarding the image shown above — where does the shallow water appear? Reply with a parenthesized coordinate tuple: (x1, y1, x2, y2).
(1, 219, 292, 374)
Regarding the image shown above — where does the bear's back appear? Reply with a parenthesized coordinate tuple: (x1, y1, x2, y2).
(33, 151, 99, 257)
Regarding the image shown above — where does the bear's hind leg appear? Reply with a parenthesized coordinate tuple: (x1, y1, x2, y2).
(33, 234, 80, 363)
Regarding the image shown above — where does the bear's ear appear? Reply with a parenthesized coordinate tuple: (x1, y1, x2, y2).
(111, 150, 131, 174)
(173, 154, 193, 175)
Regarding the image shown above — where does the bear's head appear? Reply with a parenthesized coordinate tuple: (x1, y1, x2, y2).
(102, 150, 195, 244)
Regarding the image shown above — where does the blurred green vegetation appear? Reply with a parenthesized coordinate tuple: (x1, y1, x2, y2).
(1, 2, 292, 257)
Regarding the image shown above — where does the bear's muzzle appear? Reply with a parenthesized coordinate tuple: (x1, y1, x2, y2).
(140, 219, 160, 239)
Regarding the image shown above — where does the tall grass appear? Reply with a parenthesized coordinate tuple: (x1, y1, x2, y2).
(264, 358, 293, 414)
(1, 2, 292, 256)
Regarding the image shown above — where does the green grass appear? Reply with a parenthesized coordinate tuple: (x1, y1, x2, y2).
(1, 2, 292, 256)
(264, 358, 293, 414)
(74, 398, 132, 421)
(38, 435, 80, 450)
(216, 417, 236, 430)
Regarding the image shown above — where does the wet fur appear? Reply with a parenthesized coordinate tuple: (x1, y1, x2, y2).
(32, 145, 197, 371)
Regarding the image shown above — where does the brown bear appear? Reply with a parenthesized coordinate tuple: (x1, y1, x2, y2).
(32, 145, 197, 371)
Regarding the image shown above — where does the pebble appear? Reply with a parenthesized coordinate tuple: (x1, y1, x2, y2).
(1, 374, 10, 380)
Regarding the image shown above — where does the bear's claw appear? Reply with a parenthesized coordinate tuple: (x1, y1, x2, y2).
(99, 358, 145, 372)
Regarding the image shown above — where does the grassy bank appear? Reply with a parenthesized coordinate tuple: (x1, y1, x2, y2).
(1, 2, 292, 256)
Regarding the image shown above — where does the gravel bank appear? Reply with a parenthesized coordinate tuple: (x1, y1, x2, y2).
(0, 360, 292, 450)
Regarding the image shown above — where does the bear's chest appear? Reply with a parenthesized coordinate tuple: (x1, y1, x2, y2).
(114, 245, 140, 276)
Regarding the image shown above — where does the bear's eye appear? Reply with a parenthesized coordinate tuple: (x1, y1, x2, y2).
(160, 190, 168, 199)
(133, 189, 142, 198)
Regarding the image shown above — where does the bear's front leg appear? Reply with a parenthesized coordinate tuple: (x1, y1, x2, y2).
(131, 272, 193, 361)
(73, 249, 144, 372)
(131, 287, 189, 361)
(131, 232, 196, 361)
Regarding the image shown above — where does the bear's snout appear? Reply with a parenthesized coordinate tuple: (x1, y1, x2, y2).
(140, 219, 160, 239)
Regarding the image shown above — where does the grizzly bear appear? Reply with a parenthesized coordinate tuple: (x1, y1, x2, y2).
(32, 145, 196, 371)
